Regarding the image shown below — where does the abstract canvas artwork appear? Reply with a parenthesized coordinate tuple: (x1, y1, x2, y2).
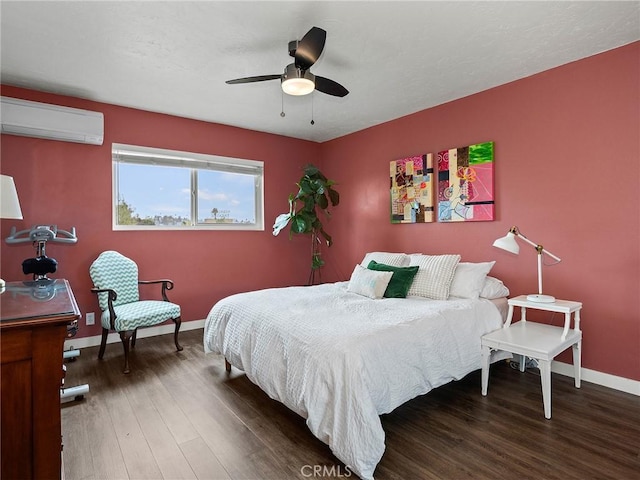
(437, 141, 494, 222)
(390, 154, 435, 223)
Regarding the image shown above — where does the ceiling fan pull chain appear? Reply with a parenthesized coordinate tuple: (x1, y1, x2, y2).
(310, 93, 315, 125)
(280, 89, 286, 117)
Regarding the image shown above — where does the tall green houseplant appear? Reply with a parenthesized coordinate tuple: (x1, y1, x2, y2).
(273, 164, 340, 284)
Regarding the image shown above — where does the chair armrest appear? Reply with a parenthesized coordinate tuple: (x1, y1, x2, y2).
(90, 287, 117, 330)
(138, 279, 175, 302)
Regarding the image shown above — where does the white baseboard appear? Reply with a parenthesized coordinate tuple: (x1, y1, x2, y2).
(552, 361, 640, 396)
(64, 322, 639, 397)
(64, 319, 205, 350)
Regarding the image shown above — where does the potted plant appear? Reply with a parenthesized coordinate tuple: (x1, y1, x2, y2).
(273, 164, 340, 284)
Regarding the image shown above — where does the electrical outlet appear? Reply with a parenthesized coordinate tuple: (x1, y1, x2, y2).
(86, 312, 95, 326)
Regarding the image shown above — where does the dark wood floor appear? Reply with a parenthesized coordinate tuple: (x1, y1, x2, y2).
(62, 329, 639, 479)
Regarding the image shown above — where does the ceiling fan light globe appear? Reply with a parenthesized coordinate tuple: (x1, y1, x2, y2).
(282, 77, 315, 96)
(282, 64, 315, 96)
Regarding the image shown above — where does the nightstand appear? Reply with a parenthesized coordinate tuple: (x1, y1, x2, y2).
(481, 295, 582, 419)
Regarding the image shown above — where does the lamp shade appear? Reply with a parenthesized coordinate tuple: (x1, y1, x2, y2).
(0, 175, 23, 219)
(492, 231, 519, 254)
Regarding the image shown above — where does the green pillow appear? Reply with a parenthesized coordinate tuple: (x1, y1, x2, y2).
(367, 260, 419, 298)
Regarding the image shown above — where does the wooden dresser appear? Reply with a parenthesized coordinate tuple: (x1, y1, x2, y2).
(1, 279, 80, 480)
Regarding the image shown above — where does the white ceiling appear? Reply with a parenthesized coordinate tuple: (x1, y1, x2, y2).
(1, 1, 638, 143)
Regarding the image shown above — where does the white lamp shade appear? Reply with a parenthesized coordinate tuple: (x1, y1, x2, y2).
(0, 175, 23, 219)
(493, 231, 519, 254)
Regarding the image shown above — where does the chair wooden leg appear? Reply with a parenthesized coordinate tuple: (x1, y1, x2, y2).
(173, 316, 183, 352)
(131, 329, 137, 349)
(98, 328, 109, 359)
(119, 330, 134, 374)
(225, 359, 231, 373)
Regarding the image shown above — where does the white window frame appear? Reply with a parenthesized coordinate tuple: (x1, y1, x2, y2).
(112, 143, 264, 231)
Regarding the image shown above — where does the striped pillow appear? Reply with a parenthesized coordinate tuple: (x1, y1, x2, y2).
(407, 254, 461, 300)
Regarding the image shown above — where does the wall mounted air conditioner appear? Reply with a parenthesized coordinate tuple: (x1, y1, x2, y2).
(1, 96, 104, 145)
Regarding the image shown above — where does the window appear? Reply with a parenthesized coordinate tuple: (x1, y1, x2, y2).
(112, 144, 264, 230)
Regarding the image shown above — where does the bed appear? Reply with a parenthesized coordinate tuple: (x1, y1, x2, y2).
(203, 253, 510, 479)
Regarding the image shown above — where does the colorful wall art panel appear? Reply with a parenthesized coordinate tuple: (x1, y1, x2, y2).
(437, 141, 494, 222)
(390, 154, 435, 223)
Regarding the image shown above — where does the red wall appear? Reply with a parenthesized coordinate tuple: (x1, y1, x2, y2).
(319, 42, 640, 381)
(1, 85, 320, 338)
(2, 42, 638, 381)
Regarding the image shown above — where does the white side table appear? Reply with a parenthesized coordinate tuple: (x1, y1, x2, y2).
(481, 295, 582, 419)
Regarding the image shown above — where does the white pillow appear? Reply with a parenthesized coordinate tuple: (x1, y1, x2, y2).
(480, 276, 510, 299)
(347, 265, 394, 299)
(449, 261, 496, 299)
(407, 254, 461, 300)
(360, 252, 410, 268)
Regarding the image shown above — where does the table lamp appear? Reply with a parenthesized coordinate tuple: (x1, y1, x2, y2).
(493, 225, 561, 303)
(1, 175, 24, 289)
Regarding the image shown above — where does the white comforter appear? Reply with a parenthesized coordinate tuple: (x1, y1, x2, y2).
(203, 282, 503, 479)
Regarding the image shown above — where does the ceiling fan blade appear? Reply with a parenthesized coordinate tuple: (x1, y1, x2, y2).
(295, 27, 326, 70)
(226, 74, 281, 85)
(315, 76, 349, 97)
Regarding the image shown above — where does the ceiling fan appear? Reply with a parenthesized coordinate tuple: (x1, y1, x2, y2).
(225, 27, 349, 98)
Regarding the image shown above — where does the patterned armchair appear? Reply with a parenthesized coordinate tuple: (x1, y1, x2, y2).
(89, 250, 182, 374)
